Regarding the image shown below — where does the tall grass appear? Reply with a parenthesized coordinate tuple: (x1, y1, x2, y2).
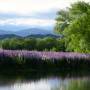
(0, 49, 90, 71)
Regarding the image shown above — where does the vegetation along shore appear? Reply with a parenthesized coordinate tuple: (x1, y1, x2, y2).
(0, 50, 90, 72)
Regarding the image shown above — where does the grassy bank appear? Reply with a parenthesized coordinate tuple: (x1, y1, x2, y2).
(0, 50, 90, 71)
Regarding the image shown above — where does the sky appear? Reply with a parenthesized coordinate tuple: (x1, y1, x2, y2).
(0, 0, 89, 31)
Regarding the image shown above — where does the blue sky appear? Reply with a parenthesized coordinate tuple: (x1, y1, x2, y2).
(0, 0, 89, 31)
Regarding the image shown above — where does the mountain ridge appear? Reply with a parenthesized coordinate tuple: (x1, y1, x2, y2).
(0, 28, 54, 37)
(0, 34, 60, 39)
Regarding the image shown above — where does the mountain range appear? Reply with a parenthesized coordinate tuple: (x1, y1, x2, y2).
(0, 28, 54, 37)
(0, 28, 60, 39)
(0, 34, 61, 39)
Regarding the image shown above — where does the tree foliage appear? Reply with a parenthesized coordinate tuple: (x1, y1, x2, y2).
(0, 38, 65, 51)
(55, 1, 90, 53)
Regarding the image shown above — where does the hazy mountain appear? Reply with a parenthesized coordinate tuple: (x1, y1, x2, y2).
(0, 30, 12, 35)
(0, 34, 21, 39)
(26, 34, 60, 38)
(0, 27, 59, 39)
(0, 28, 54, 37)
(14, 28, 54, 37)
(0, 34, 60, 40)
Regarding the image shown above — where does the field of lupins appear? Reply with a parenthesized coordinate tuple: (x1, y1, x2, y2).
(0, 49, 90, 71)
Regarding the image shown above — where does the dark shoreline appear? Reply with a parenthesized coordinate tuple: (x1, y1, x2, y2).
(0, 69, 90, 80)
(0, 50, 90, 72)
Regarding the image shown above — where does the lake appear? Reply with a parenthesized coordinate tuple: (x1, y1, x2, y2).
(0, 72, 90, 90)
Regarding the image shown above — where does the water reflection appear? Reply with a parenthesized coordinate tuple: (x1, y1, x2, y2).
(0, 72, 90, 90)
(67, 78, 90, 90)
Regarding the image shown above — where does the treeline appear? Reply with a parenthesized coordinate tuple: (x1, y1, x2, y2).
(0, 37, 65, 51)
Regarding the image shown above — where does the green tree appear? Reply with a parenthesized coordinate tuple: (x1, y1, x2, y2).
(1, 39, 10, 49)
(55, 1, 90, 53)
(56, 39, 65, 51)
(24, 38, 36, 50)
(36, 39, 45, 51)
(43, 37, 57, 50)
(9, 38, 24, 50)
(55, 10, 70, 34)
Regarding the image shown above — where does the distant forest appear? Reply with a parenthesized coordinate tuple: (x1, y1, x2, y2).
(0, 37, 65, 51)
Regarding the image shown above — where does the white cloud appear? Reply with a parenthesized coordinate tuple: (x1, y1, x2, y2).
(0, 0, 89, 28)
(0, 18, 55, 26)
(0, 0, 89, 15)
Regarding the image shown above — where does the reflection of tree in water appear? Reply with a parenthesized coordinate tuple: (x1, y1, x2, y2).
(51, 78, 90, 90)
(67, 78, 90, 90)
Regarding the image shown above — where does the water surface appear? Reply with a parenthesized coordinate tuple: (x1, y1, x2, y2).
(0, 72, 90, 90)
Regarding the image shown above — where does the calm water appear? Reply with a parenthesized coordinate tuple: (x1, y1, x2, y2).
(0, 73, 90, 90)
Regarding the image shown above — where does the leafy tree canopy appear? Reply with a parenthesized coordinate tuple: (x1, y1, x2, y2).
(55, 1, 90, 53)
